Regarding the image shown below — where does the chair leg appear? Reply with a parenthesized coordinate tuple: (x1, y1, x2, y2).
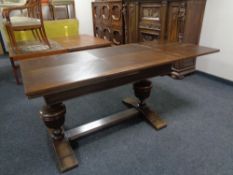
(72, 2, 76, 18)
(53, 6, 57, 20)
(39, 27, 51, 48)
(32, 29, 42, 42)
(35, 29, 43, 42)
(5, 25, 14, 50)
(49, 4, 55, 20)
(31, 29, 38, 40)
(66, 4, 69, 19)
(6, 26, 18, 51)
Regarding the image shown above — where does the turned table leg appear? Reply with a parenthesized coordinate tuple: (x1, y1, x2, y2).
(10, 58, 21, 85)
(40, 103, 78, 172)
(123, 80, 167, 130)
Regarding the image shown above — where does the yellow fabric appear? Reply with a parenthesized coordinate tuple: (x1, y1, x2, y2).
(2, 19, 79, 42)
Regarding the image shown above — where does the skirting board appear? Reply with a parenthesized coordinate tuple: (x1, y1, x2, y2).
(195, 71, 233, 86)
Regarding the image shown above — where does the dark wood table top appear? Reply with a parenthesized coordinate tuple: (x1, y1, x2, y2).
(20, 42, 219, 98)
(9, 35, 111, 61)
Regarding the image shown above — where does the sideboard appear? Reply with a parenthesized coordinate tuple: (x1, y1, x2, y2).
(92, 0, 207, 78)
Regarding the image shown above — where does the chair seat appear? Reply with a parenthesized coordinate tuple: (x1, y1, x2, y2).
(0, 0, 26, 8)
(50, 0, 74, 5)
(5, 16, 41, 27)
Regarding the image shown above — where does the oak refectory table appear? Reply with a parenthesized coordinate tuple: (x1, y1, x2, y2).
(20, 42, 219, 172)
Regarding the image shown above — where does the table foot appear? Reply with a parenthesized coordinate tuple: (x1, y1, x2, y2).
(122, 98, 167, 130)
(10, 58, 21, 85)
(40, 103, 78, 172)
(53, 137, 78, 172)
(142, 107, 167, 130)
(122, 79, 167, 130)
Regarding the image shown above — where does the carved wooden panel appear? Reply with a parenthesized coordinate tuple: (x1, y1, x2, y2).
(94, 26, 102, 38)
(102, 27, 111, 41)
(139, 3, 161, 31)
(111, 3, 122, 28)
(138, 2, 167, 42)
(125, 2, 139, 43)
(112, 29, 123, 45)
(93, 4, 102, 25)
(101, 3, 111, 26)
(167, 1, 186, 42)
(92, 1, 124, 45)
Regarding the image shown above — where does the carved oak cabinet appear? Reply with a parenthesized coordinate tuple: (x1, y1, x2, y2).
(92, 0, 207, 78)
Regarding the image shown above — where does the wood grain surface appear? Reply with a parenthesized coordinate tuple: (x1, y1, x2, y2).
(9, 35, 111, 61)
(20, 42, 219, 98)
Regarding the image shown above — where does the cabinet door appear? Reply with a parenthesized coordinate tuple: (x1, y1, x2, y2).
(138, 1, 167, 42)
(167, 1, 186, 42)
(138, 3, 161, 42)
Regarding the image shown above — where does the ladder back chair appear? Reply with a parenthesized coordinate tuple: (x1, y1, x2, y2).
(2, 0, 51, 51)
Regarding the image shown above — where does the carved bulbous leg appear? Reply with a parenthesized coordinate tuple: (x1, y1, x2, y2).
(40, 103, 66, 140)
(133, 80, 152, 107)
(39, 102, 78, 172)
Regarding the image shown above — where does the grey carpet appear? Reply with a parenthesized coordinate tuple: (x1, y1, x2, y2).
(0, 55, 232, 175)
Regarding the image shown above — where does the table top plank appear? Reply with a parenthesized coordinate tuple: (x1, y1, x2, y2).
(20, 42, 219, 98)
(9, 35, 111, 61)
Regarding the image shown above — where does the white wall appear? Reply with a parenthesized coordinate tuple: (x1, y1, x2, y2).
(197, 0, 233, 81)
(75, 0, 94, 35)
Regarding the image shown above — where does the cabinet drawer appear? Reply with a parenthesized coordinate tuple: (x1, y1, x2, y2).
(174, 58, 195, 69)
(181, 58, 195, 68)
(139, 29, 160, 42)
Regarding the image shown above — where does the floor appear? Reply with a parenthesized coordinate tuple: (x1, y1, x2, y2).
(0, 55, 233, 175)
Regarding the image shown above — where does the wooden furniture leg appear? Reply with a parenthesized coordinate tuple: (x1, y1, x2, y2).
(5, 25, 18, 51)
(123, 80, 167, 130)
(49, 4, 55, 20)
(10, 58, 21, 85)
(66, 4, 69, 19)
(40, 103, 78, 172)
(39, 27, 51, 48)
